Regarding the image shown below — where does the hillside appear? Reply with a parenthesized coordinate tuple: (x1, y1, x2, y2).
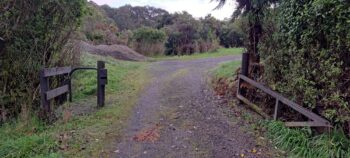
(80, 41, 149, 61)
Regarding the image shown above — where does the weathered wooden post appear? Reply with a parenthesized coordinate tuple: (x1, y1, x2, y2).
(241, 52, 249, 76)
(40, 70, 50, 115)
(97, 61, 107, 107)
(237, 52, 250, 96)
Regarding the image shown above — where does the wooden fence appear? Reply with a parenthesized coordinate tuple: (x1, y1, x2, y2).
(40, 61, 107, 117)
(237, 53, 332, 127)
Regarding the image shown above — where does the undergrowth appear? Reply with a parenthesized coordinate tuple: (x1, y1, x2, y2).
(265, 121, 350, 158)
(0, 53, 149, 157)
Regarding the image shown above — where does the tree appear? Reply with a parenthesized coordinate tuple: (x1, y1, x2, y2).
(218, 20, 244, 48)
(101, 5, 169, 30)
(81, 1, 121, 45)
(131, 27, 166, 56)
(164, 12, 201, 55)
(0, 0, 86, 122)
(214, 0, 277, 67)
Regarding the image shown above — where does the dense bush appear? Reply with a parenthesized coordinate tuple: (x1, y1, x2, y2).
(261, 0, 350, 126)
(102, 5, 169, 31)
(218, 21, 244, 48)
(131, 27, 166, 56)
(164, 12, 221, 55)
(81, 2, 121, 45)
(0, 0, 86, 122)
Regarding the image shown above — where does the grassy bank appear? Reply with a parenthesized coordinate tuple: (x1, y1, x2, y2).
(0, 53, 150, 157)
(210, 60, 241, 96)
(211, 60, 350, 158)
(155, 47, 243, 61)
(212, 60, 241, 79)
(265, 121, 350, 158)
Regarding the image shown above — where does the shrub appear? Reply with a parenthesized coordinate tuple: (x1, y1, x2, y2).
(0, 0, 86, 122)
(260, 0, 350, 127)
(131, 27, 166, 56)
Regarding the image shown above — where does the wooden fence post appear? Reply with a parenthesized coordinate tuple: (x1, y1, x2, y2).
(40, 70, 50, 114)
(241, 52, 249, 76)
(97, 61, 107, 107)
(238, 52, 250, 96)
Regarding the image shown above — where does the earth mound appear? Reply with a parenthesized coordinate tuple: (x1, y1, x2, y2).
(80, 41, 149, 61)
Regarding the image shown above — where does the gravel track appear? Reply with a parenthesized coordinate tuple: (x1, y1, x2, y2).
(112, 55, 272, 158)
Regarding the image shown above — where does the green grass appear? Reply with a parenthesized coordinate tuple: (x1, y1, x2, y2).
(0, 53, 150, 157)
(265, 121, 350, 158)
(212, 60, 241, 79)
(0, 47, 243, 157)
(155, 47, 244, 61)
(71, 53, 147, 100)
(210, 58, 350, 158)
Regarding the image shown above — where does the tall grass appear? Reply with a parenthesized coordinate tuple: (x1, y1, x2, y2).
(0, 53, 149, 157)
(265, 121, 350, 158)
(0, 117, 59, 158)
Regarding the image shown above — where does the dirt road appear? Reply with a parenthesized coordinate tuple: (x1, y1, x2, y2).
(112, 55, 272, 158)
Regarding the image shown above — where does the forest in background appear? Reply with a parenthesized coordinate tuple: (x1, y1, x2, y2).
(0, 1, 245, 123)
(80, 2, 244, 56)
(0, 0, 349, 157)
(1, 0, 349, 133)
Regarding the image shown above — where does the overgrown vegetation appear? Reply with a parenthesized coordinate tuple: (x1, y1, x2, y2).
(131, 27, 166, 56)
(260, 0, 350, 130)
(80, 2, 121, 45)
(86, 2, 244, 56)
(0, 0, 86, 122)
(0, 54, 149, 157)
(216, 0, 350, 135)
(211, 58, 242, 97)
(265, 121, 350, 158)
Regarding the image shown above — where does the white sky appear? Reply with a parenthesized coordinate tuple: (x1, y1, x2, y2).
(89, 0, 237, 20)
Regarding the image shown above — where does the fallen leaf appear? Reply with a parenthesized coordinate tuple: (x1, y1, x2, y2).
(133, 124, 160, 142)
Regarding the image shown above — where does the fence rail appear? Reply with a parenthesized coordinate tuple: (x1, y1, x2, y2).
(237, 53, 332, 127)
(40, 61, 107, 119)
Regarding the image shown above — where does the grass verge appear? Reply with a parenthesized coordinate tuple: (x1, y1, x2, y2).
(0, 53, 150, 157)
(155, 47, 243, 61)
(210, 60, 241, 96)
(212, 60, 241, 79)
(211, 61, 350, 158)
(264, 121, 350, 158)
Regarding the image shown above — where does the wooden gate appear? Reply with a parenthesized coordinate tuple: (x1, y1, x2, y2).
(39, 61, 107, 118)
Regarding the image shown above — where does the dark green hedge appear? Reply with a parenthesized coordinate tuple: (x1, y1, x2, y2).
(261, 0, 349, 124)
